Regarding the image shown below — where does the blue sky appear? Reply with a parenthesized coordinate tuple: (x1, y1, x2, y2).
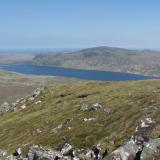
(0, 0, 160, 49)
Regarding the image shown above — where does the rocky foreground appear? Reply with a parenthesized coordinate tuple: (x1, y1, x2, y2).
(0, 81, 160, 159)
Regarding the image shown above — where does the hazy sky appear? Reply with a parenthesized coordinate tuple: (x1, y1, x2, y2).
(0, 0, 160, 49)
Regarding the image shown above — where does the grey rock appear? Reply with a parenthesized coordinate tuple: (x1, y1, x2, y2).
(61, 143, 73, 155)
(76, 149, 93, 160)
(33, 88, 43, 98)
(32, 128, 42, 135)
(90, 103, 103, 111)
(0, 102, 11, 114)
(80, 103, 103, 112)
(103, 108, 112, 114)
(0, 149, 7, 156)
(15, 147, 22, 156)
(5, 155, 17, 160)
(51, 124, 63, 133)
(105, 140, 138, 160)
(141, 138, 160, 160)
(28, 145, 63, 160)
(83, 118, 96, 122)
(80, 104, 89, 111)
(28, 97, 35, 101)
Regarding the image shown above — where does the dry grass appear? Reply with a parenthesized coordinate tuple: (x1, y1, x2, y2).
(0, 80, 159, 154)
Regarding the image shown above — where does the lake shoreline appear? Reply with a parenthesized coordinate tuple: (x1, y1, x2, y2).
(1, 64, 156, 81)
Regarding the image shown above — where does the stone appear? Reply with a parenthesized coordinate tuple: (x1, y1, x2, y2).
(5, 155, 17, 160)
(83, 118, 96, 122)
(76, 149, 93, 160)
(80, 104, 89, 111)
(20, 104, 26, 109)
(28, 145, 63, 160)
(0, 102, 10, 114)
(13, 147, 22, 156)
(105, 140, 139, 160)
(103, 108, 112, 114)
(0, 149, 7, 156)
(51, 124, 63, 133)
(61, 143, 73, 155)
(90, 103, 103, 111)
(141, 138, 160, 160)
(80, 103, 103, 112)
(33, 88, 43, 98)
(32, 128, 42, 135)
(28, 97, 34, 101)
(35, 101, 42, 105)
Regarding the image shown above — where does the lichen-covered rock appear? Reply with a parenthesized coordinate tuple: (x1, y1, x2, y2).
(80, 104, 89, 111)
(0, 102, 11, 114)
(28, 145, 63, 160)
(5, 155, 17, 160)
(61, 143, 73, 155)
(105, 140, 139, 160)
(80, 103, 103, 111)
(33, 88, 43, 98)
(0, 149, 7, 157)
(51, 124, 63, 133)
(141, 138, 160, 160)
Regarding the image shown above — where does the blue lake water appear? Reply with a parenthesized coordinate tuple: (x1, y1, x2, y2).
(1, 64, 154, 81)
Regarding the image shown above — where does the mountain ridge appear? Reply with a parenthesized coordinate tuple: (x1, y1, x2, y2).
(30, 46, 160, 77)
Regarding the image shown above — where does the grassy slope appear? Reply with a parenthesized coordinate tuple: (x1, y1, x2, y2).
(0, 80, 160, 154)
(0, 70, 76, 103)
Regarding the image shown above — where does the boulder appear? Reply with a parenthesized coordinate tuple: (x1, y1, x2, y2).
(33, 88, 43, 98)
(105, 140, 139, 160)
(80, 103, 103, 111)
(83, 118, 96, 122)
(103, 108, 112, 114)
(20, 104, 26, 109)
(28, 145, 63, 160)
(75, 149, 93, 160)
(5, 155, 17, 160)
(15, 147, 21, 156)
(141, 138, 160, 160)
(91, 103, 103, 110)
(0, 149, 7, 157)
(51, 124, 63, 133)
(32, 128, 42, 135)
(35, 101, 42, 105)
(80, 104, 89, 111)
(61, 143, 73, 155)
(28, 97, 35, 101)
(0, 102, 11, 114)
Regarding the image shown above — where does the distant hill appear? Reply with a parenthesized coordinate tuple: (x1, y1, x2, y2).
(31, 46, 160, 77)
(0, 53, 34, 64)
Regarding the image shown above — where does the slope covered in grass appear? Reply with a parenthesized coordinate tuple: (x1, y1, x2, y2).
(0, 80, 160, 154)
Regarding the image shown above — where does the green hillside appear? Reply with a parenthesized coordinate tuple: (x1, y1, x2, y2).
(0, 80, 160, 154)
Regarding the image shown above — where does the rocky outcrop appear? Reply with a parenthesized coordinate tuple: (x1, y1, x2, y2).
(28, 145, 63, 160)
(0, 102, 11, 114)
(0, 87, 43, 115)
(80, 103, 103, 111)
(103, 117, 160, 160)
(26, 143, 102, 160)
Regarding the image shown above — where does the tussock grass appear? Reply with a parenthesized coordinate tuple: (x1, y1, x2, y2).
(0, 80, 160, 153)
